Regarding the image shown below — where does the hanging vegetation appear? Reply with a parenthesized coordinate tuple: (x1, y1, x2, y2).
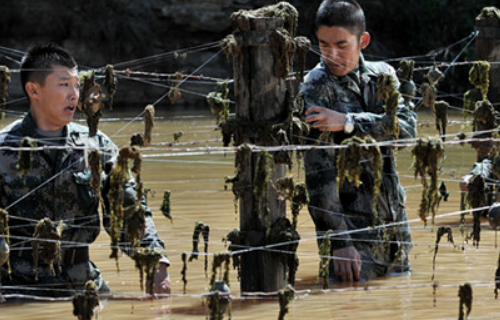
(337, 136, 382, 225)
(383, 90, 400, 140)
(189, 221, 210, 277)
(318, 230, 332, 290)
(108, 146, 144, 260)
(181, 252, 188, 294)
(420, 82, 436, 110)
(376, 72, 396, 103)
(398, 60, 416, 106)
(207, 81, 230, 124)
(463, 88, 483, 117)
(469, 60, 490, 100)
(458, 283, 473, 320)
(223, 229, 242, 281)
(0, 65, 11, 120)
(17, 136, 37, 177)
(160, 190, 173, 222)
(275, 176, 309, 230)
(131, 247, 163, 296)
(434, 101, 449, 140)
(268, 217, 300, 286)
(32, 218, 65, 281)
(130, 133, 145, 147)
(0, 209, 10, 276)
(411, 137, 445, 225)
(173, 131, 184, 144)
(210, 253, 231, 289)
(88, 149, 101, 196)
(291, 182, 309, 230)
(467, 174, 486, 248)
(278, 284, 295, 320)
(168, 73, 183, 104)
(431, 226, 454, 281)
(438, 181, 449, 206)
(270, 28, 296, 79)
(144, 104, 155, 147)
(103, 64, 118, 110)
(71, 280, 100, 320)
(78, 71, 106, 137)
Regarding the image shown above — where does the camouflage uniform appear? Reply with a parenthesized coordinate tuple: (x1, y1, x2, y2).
(0, 112, 168, 297)
(297, 56, 417, 280)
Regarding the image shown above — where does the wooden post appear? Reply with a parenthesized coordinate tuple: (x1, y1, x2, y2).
(229, 12, 289, 292)
(475, 7, 500, 106)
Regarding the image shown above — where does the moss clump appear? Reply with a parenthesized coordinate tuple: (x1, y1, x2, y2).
(78, 71, 105, 137)
(434, 101, 448, 140)
(88, 149, 101, 196)
(431, 226, 454, 281)
(398, 60, 416, 106)
(458, 283, 472, 320)
(0, 66, 11, 119)
(72, 280, 100, 320)
(469, 61, 490, 100)
(103, 64, 117, 110)
(132, 247, 163, 296)
(207, 81, 230, 124)
(0, 209, 10, 276)
(278, 284, 295, 320)
(411, 137, 444, 225)
(32, 218, 65, 281)
(189, 221, 210, 277)
(337, 136, 382, 225)
(160, 190, 173, 222)
(144, 105, 155, 147)
(318, 230, 332, 289)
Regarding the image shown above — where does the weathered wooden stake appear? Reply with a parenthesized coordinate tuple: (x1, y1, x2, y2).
(229, 11, 289, 292)
(475, 7, 500, 107)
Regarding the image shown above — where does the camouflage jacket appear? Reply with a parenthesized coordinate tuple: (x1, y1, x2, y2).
(297, 57, 417, 264)
(0, 112, 167, 291)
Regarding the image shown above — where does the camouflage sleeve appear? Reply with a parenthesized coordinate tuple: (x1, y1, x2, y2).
(351, 101, 418, 141)
(99, 135, 169, 265)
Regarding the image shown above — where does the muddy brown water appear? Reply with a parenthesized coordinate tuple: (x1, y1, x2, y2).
(1, 109, 499, 319)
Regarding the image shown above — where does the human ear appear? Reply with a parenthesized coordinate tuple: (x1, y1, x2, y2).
(25, 82, 38, 98)
(360, 32, 371, 50)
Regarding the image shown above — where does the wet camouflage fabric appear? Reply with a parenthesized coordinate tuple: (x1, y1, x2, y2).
(296, 57, 417, 278)
(0, 112, 167, 297)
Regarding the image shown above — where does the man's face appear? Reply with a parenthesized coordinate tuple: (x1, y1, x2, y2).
(29, 65, 79, 131)
(317, 25, 363, 77)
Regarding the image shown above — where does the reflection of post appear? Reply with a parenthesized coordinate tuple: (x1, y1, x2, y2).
(475, 7, 500, 107)
(230, 13, 288, 292)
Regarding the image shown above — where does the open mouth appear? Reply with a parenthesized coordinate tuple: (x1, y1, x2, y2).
(66, 105, 76, 112)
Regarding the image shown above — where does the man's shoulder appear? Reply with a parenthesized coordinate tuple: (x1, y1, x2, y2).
(303, 62, 330, 84)
(0, 118, 25, 144)
(364, 60, 396, 76)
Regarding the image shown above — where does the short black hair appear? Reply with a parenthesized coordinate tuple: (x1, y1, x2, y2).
(20, 44, 77, 96)
(314, 0, 366, 37)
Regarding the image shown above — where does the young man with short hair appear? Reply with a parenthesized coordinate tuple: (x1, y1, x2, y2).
(0, 44, 170, 297)
(298, 0, 417, 282)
